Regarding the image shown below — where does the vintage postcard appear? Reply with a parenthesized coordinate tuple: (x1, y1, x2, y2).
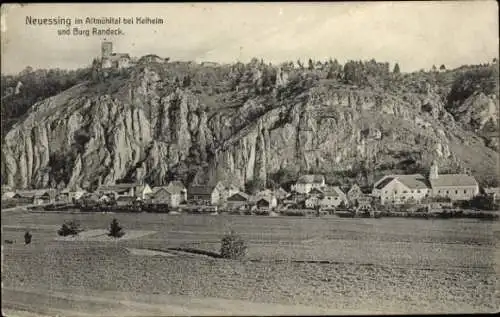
(1, 2, 499, 316)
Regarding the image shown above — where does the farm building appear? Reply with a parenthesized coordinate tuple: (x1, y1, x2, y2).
(484, 187, 500, 202)
(56, 187, 87, 203)
(347, 184, 363, 204)
(115, 196, 137, 207)
(305, 196, 320, 209)
(226, 192, 250, 209)
(308, 187, 324, 197)
(373, 174, 430, 205)
(291, 174, 326, 194)
(319, 186, 348, 209)
(13, 189, 56, 205)
(187, 182, 223, 205)
(256, 197, 276, 209)
(148, 187, 182, 207)
(165, 181, 187, 203)
(2, 190, 16, 200)
(251, 190, 278, 209)
(97, 183, 152, 199)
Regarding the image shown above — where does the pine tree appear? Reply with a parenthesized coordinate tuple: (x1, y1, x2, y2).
(308, 58, 314, 70)
(393, 63, 400, 74)
(108, 218, 124, 238)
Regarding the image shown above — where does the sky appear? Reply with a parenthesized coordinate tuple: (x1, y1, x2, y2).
(1, 2, 498, 74)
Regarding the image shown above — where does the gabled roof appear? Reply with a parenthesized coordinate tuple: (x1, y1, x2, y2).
(296, 174, 325, 184)
(430, 174, 478, 188)
(396, 174, 430, 190)
(14, 189, 56, 198)
(116, 196, 136, 202)
(98, 183, 140, 192)
(227, 192, 249, 201)
(375, 177, 394, 189)
(188, 185, 217, 196)
(166, 181, 186, 194)
(348, 184, 362, 194)
(309, 188, 324, 195)
(375, 174, 430, 190)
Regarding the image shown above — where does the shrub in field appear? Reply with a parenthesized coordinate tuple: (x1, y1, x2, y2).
(57, 220, 82, 236)
(108, 218, 125, 238)
(220, 230, 247, 260)
(24, 231, 32, 244)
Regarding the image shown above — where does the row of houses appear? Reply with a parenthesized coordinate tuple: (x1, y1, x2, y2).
(1, 161, 497, 211)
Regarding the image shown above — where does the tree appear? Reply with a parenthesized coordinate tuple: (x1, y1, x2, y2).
(297, 59, 304, 69)
(220, 230, 247, 259)
(24, 231, 32, 244)
(432, 65, 437, 72)
(308, 58, 314, 70)
(439, 64, 446, 71)
(393, 63, 400, 74)
(108, 218, 124, 238)
(57, 221, 81, 236)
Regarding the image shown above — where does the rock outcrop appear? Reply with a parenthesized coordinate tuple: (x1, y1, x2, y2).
(2, 64, 498, 190)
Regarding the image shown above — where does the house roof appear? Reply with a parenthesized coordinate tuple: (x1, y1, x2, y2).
(166, 181, 186, 194)
(227, 192, 249, 201)
(14, 189, 56, 198)
(348, 184, 361, 194)
(296, 174, 325, 184)
(396, 174, 430, 190)
(98, 183, 140, 193)
(309, 188, 324, 195)
(322, 186, 345, 197)
(484, 187, 500, 195)
(375, 177, 395, 189)
(188, 185, 216, 196)
(116, 196, 136, 202)
(430, 174, 478, 188)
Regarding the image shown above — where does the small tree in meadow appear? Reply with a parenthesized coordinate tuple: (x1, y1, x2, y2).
(57, 220, 81, 236)
(108, 218, 125, 238)
(24, 231, 32, 244)
(220, 230, 247, 260)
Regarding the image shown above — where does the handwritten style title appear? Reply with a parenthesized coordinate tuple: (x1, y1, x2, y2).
(25, 16, 165, 37)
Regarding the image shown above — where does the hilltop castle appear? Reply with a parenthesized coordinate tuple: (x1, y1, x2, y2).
(100, 41, 131, 69)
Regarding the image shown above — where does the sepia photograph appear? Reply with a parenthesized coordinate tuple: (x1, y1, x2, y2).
(1, 2, 499, 316)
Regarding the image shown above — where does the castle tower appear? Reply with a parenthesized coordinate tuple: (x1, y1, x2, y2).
(101, 41, 113, 58)
(429, 160, 439, 180)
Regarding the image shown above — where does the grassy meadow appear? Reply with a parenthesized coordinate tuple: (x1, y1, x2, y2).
(2, 211, 499, 315)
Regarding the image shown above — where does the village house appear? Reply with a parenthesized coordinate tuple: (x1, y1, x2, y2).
(187, 182, 224, 205)
(2, 189, 16, 200)
(373, 174, 430, 205)
(13, 189, 56, 205)
(115, 196, 137, 207)
(291, 174, 326, 194)
(484, 187, 500, 202)
(97, 183, 152, 200)
(319, 186, 348, 209)
(166, 181, 188, 203)
(56, 187, 87, 203)
(256, 197, 276, 210)
(356, 195, 373, 212)
(347, 184, 363, 205)
(251, 189, 278, 208)
(305, 196, 321, 209)
(148, 185, 183, 207)
(226, 192, 250, 210)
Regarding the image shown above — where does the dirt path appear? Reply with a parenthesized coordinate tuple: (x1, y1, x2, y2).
(2, 286, 380, 316)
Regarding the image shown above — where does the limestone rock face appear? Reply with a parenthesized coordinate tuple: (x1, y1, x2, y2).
(2, 66, 498, 190)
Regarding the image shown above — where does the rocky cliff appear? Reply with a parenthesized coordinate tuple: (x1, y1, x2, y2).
(2, 61, 499, 190)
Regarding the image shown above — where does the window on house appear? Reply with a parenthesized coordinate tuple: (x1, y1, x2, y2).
(446, 190, 449, 194)
(464, 190, 466, 194)
(417, 190, 421, 193)
(403, 190, 408, 194)
(455, 190, 458, 194)
(394, 190, 398, 194)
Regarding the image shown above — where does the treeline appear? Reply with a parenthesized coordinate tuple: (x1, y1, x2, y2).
(1, 66, 92, 132)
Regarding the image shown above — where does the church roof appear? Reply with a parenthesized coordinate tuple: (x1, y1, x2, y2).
(430, 174, 478, 188)
(375, 174, 430, 190)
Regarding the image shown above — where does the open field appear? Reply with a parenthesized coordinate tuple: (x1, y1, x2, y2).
(2, 211, 500, 315)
